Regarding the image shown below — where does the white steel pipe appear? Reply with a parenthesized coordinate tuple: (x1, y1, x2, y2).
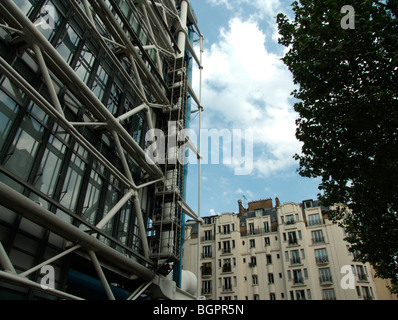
(0, 241, 16, 274)
(96, 189, 134, 230)
(0, 182, 155, 280)
(19, 244, 82, 278)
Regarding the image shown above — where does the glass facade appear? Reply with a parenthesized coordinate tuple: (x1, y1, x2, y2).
(0, 0, 201, 299)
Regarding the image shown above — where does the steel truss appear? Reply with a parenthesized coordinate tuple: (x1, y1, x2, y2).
(0, 0, 203, 300)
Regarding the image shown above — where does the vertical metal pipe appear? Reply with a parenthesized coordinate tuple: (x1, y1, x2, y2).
(176, 0, 188, 59)
(196, 34, 204, 299)
(133, 192, 150, 259)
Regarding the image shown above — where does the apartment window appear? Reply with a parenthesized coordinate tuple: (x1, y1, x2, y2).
(288, 231, 298, 245)
(296, 290, 306, 300)
(286, 214, 295, 224)
(304, 200, 313, 208)
(293, 269, 303, 284)
(254, 294, 260, 300)
(223, 224, 231, 234)
(285, 251, 289, 262)
(264, 237, 270, 246)
(356, 265, 368, 281)
(361, 287, 373, 300)
(322, 289, 336, 300)
(249, 239, 255, 248)
(311, 230, 325, 244)
(308, 213, 321, 226)
(266, 254, 272, 264)
(223, 258, 232, 272)
(201, 263, 212, 276)
(291, 250, 301, 265)
(287, 270, 292, 281)
(300, 249, 305, 259)
(315, 248, 329, 264)
(250, 256, 257, 267)
(268, 273, 274, 284)
(264, 222, 270, 233)
(249, 223, 255, 235)
(204, 230, 212, 241)
(223, 241, 231, 254)
(270, 293, 276, 300)
(203, 245, 212, 258)
(307, 289, 312, 300)
(252, 275, 258, 285)
(224, 277, 232, 291)
(202, 281, 212, 295)
(319, 268, 333, 284)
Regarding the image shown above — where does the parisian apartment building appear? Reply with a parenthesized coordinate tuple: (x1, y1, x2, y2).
(183, 198, 381, 300)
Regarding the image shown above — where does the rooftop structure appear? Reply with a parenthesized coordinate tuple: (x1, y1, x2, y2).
(183, 198, 379, 300)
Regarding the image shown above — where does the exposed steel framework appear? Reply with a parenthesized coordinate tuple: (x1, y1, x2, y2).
(0, 0, 203, 300)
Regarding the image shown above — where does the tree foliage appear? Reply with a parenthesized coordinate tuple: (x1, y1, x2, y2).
(277, 0, 398, 293)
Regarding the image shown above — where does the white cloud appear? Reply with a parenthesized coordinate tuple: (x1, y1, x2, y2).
(199, 17, 301, 177)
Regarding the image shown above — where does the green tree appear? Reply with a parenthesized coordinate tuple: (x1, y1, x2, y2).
(277, 0, 398, 293)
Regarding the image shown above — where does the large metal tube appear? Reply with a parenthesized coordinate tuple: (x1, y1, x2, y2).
(0, 182, 155, 281)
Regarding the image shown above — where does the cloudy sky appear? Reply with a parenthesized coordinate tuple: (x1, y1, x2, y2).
(185, 0, 321, 217)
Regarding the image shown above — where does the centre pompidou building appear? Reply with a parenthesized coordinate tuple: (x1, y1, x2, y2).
(0, 0, 203, 300)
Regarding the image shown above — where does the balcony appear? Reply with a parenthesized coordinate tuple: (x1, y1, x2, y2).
(201, 266, 212, 277)
(293, 277, 304, 285)
(285, 219, 296, 225)
(319, 275, 333, 285)
(315, 256, 329, 265)
(311, 237, 325, 245)
(287, 239, 299, 247)
(222, 247, 231, 254)
(202, 252, 212, 259)
(222, 285, 233, 292)
(290, 257, 302, 265)
(202, 288, 212, 295)
(222, 264, 232, 273)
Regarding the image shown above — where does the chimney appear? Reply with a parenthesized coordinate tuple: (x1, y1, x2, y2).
(238, 200, 246, 216)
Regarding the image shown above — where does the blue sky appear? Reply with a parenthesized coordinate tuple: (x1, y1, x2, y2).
(185, 0, 322, 217)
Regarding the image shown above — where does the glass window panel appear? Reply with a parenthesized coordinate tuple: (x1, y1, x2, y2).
(92, 64, 109, 102)
(81, 168, 103, 225)
(0, 90, 20, 151)
(74, 45, 95, 84)
(55, 23, 80, 64)
(3, 115, 45, 181)
(107, 83, 122, 115)
(13, 0, 36, 16)
(34, 134, 66, 196)
(59, 151, 85, 211)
